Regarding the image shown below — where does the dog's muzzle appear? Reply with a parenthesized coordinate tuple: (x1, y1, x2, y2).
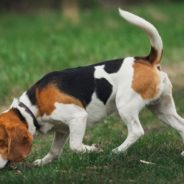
(0, 155, 8, 169)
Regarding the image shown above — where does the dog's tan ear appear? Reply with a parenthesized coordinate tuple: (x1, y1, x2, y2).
(7, 125, 33, 162)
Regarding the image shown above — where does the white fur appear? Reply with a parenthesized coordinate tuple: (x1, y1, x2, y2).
(86, 57, 135, 125)
(39, 123, 54, 134)
(0, 155, 7, 169)
(50, 102, 87, 124)
(94, 65, 113, 84)
(10, 92, 39, 135)
(86, 93, 107, 125)
(34, 102, 101, 161)
(110, 57, 146, 153)
(19, 92, 38, 115)
(11, 98, 36, 135)
(119, 9, 163, 63)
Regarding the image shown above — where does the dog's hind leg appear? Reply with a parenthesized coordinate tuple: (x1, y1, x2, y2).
(148, 93, 184, 153)
(112, 114, 144, 154)
(33, 130, 69, 166)
(112, 94, 145, 154)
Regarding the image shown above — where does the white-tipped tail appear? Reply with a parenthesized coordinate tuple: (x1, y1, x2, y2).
(119, 8, 163, 64)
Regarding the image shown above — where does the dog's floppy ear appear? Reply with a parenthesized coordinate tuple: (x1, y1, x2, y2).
(7, 125, 33, 162)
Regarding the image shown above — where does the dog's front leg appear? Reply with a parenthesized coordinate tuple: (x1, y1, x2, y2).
(33, 131, 69, 166)
(69, 114, 101, 153)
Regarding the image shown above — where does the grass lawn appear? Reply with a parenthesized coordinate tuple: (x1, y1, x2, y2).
(0, 2, 184, 184)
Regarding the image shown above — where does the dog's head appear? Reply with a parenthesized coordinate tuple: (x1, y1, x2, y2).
(0, 109, 32, 169)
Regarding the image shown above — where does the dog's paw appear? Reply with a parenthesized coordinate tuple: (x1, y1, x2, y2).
(112, 148, 120, 154)
(33, 159, 43, 167)
(112, 148, 127, 155)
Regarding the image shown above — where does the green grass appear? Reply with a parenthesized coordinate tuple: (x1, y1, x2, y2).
(0, 3, 184, 184)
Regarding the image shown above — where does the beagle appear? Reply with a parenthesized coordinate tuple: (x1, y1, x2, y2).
(0, 9, 184, 169)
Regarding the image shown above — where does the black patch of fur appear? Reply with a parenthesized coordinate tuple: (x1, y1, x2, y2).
(27, 67, 95, 107)
(26, 58, 123, 107)
(95, 78, 112, 104)
(56, 67, 95, 106)
(104, 59, 123, 73)
(27, 85, 37, 105)
(94, 58, 123, 73)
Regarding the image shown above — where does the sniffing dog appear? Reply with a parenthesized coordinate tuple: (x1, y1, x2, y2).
(0, 9, 184, 169)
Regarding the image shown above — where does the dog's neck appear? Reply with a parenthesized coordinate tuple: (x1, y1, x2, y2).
(10, 98, 40, 135)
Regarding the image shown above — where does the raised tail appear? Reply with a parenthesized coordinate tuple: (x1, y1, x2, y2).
(119, 8, 163, 65)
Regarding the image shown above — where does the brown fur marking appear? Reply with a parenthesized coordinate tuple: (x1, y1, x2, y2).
(136, 47, 162, 65)
(132, 60, 160, 99)
(36, 84, 84, 116)
(148, 47, 158, 64)
(149, 46, 163, 65)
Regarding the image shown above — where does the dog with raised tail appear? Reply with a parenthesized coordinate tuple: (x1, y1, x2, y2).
(0, 9, 183, 169)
